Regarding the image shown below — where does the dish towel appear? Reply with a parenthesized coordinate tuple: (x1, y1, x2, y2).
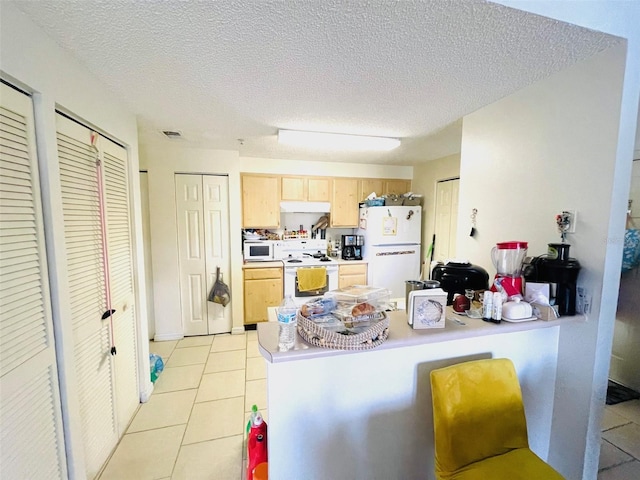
(297, 267, 327, 292)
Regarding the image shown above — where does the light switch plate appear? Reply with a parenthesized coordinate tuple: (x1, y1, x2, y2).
(566, 210, 577, 233)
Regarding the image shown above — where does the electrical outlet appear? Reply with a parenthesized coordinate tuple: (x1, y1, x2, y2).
(566, 210, 577, 233)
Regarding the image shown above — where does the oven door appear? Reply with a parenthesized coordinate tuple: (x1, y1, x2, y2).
(285, 265, 338, 304)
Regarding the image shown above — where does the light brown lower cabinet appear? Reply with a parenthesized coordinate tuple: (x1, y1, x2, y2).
(243, 267, 283, 324)
(338, 263, 368, 289)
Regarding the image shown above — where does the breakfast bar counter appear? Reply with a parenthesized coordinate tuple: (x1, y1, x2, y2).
(259, 307, 580, 363)
(258, 308, 582, 480)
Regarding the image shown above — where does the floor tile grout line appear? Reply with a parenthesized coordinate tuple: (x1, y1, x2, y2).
(601, 420, 634, 432)
(597, 458, 638, 473)
(181, 432, 246, 448)
(602, 441, 640, 462)
(600, 437, 639, 462)
(169, 374, 203, 480)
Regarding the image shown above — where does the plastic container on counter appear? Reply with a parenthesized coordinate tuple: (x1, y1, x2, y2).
(325, 285, 391, 322)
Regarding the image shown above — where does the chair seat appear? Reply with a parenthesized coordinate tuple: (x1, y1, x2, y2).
(441, 448, 564, 480)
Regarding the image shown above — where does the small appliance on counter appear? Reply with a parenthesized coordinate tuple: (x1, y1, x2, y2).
(341, 235, 364, 260)
(431, 261, 490, 305)
(407, 288, 447, 329)
(523, 243, 581, 316)
(490, 241, 528, 298)
(405, 279, 441, 310)
(243, 240, 279, 262)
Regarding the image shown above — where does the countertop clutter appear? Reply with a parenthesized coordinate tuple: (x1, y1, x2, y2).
(258, 307, 584, 364)
(242, 258, 367, 268)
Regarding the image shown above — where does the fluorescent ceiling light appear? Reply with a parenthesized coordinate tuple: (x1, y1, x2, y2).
(278, 129, 400, 151)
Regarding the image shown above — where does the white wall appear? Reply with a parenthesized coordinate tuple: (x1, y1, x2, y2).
(412, 154, 461, 270)
(458, 43, 629, 479)
(141, 143, 413, 338)
(493, 3, 640, 478)
(141, 143, 243, 337)
(1, 3, 151, 477)
(240, 156, 413, 179)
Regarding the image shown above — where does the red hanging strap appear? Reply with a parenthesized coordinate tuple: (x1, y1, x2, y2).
(92, 132, 117, 355)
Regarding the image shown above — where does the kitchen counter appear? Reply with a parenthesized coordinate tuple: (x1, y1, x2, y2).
(241, 261, 283, 269)
(259, 307, 583, 480)
(258, 307, 582, 363)
(242, 258, 367, 268)
(331, 257, 368, 265)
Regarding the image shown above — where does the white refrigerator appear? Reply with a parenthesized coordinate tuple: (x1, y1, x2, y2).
(357, 205, 422, 299)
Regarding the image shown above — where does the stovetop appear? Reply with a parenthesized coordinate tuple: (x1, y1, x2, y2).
(282, 254, 333, 267)
(275, 239, 331, 266)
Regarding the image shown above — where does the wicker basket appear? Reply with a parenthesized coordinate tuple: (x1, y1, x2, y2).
(403, 195, 422, 206)
(384, 195, 404, 206)
(297, 312, 390, 350)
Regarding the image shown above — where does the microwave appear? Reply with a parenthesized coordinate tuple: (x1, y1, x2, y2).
(243, 241, 275, 262)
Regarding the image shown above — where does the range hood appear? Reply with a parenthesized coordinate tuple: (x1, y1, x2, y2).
(280, 201, 330, 213)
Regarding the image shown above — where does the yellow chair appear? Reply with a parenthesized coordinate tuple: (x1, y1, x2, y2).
(430, 358, 564, 480)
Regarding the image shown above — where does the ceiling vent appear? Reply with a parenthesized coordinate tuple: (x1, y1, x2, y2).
(161, 130, 183, 139)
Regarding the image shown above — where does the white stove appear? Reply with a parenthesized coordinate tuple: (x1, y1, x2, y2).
(276, 239, 339, 305)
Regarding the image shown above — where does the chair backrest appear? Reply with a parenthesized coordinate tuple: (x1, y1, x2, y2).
(430, 358, 530, 475)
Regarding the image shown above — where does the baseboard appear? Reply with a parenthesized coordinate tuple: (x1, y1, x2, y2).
(140, 381, 154, 403)
(153, 332, 184, 341)
(231, 326, 246, 335)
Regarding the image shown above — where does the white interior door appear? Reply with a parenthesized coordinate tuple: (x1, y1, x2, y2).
(0, 82, 67, 479)
(434, 178, 460, 262)
(203, 175, 231, 334)
(176, 174, 208, 336)
(57, 113, 138, 478)
(176, 174, 232, 336)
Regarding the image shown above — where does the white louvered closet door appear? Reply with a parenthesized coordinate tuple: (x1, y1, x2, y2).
(0, 83, 67, 478)
(56, 114, 138, 478)
(102, 137, 139, 433)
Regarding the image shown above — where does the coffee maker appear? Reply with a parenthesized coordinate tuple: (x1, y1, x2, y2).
(341, 235, 363, 260)
(354, 235, 364, 260)
(523, 243, 581, 316)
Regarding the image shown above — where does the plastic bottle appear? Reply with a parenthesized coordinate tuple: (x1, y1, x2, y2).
(482, 290, 493, 321)
(277, 295, 298, 351)
(246, 405, 268, 480)
(492, 291, 503, 322)
(149, 353, 164, 383)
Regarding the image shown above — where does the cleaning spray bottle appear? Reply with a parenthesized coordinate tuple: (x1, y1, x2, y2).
(246, 404, 268, 480)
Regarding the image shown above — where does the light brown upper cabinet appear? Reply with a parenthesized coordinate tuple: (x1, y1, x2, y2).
(331, 178, 360, 227)
(384, 179, 412, 196)
(359, 179, 384, 200)
(241, 174, 281, 228)
(308, 177, 331, 201)
(281, 176, 331, 202)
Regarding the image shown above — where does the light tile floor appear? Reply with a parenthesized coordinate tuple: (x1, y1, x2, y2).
(599, 399, 640, 479)
(98, 331, 267, 480)
(97, 333, 640, 480)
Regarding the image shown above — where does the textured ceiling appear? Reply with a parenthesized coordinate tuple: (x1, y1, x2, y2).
(9, 0, 621, 165)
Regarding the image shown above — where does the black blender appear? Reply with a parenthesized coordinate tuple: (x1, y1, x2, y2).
(523, 243, 581, 316)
